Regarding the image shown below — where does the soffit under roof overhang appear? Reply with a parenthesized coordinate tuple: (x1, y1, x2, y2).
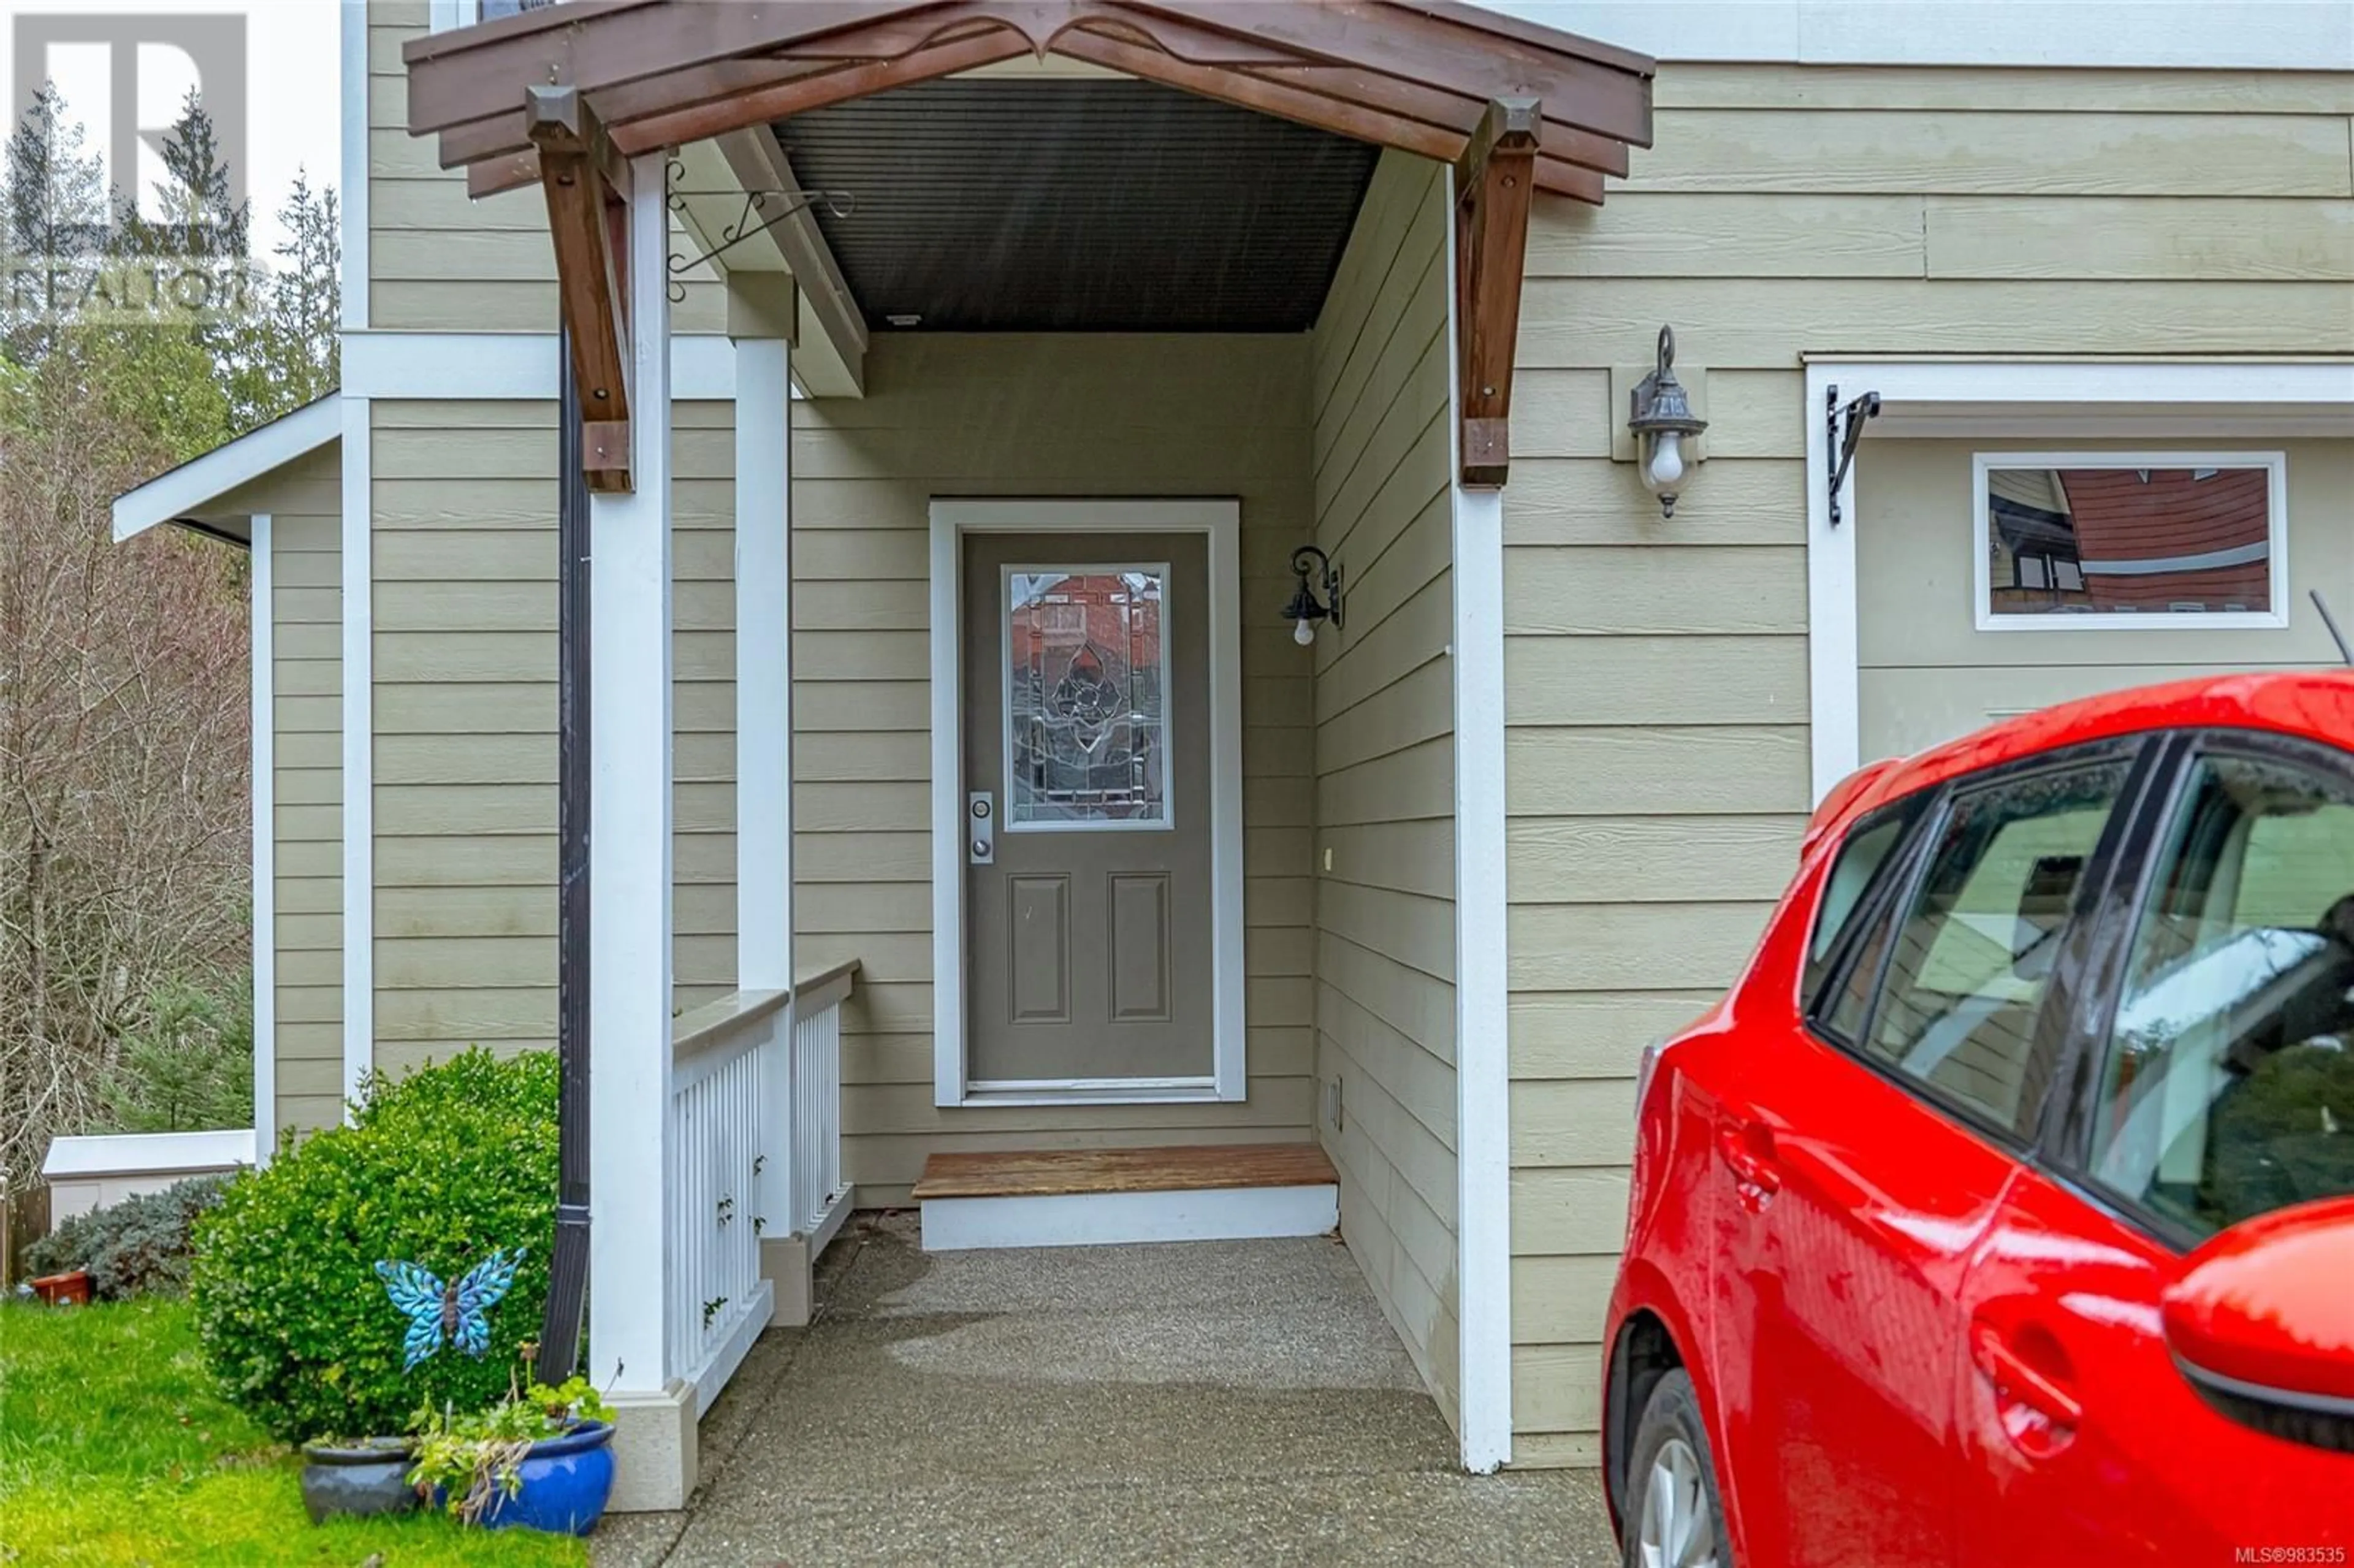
(403, 1, 1657, 492)
(774, 76, 1384, 332)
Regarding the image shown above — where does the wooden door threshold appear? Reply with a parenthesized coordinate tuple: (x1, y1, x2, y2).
(911, 1143, 1339, 1251)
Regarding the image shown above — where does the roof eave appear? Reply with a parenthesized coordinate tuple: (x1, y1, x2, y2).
(110, 394, 341, 544)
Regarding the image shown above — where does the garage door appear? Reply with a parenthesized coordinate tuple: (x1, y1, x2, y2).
(1856, 438, 2353, 762)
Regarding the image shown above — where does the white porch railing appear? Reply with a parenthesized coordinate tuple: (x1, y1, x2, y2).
(668, 988, 785, 1404)
(787, 959, 858, 1247)
(664, 958, 858, 1414)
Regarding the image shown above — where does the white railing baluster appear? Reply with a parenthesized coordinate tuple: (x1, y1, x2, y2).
(660, 962, 855, 1414)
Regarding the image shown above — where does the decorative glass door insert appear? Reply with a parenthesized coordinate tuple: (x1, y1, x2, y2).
(1002, 565, 1170, 829)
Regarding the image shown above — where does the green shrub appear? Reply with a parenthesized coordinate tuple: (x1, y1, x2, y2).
(188, 1049, 558, 1442)
(21, 1174, 232, 1299)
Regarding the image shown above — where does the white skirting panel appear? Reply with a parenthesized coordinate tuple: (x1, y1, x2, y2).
(920, 1184, 1339, 1252)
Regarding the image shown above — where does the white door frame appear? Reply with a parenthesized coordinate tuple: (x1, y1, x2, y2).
(928, 498, 1246, 1108)
(1803, 357, 2354, 804)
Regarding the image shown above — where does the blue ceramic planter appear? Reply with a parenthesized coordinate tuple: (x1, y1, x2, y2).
(470, 1421, 617, 1536)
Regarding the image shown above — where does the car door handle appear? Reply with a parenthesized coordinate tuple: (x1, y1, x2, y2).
(1715, 1119, 1782, 1209)
(1971, 1322, 2082, 1429)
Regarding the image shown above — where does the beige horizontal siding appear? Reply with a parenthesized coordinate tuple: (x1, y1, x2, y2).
(1300, 150, 1462, 1434)
(226, 448, 345, 1136)
(790, 332, 1317, 1208)
(367, 400, 736, 1076)
(1503, 61, 2354, 1462)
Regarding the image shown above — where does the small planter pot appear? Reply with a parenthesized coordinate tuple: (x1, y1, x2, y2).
(29, 1271, 91, 1307)
(464, 1421, 617, 1537)
(299, 1439, 418, 1524)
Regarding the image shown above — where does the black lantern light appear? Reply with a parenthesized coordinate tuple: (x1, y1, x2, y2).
(1626, 325, 1708, 519)
(1284, 545, 1344, 646)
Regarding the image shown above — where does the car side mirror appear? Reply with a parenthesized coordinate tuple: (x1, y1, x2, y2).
(2160, 1195, 2354, 1455)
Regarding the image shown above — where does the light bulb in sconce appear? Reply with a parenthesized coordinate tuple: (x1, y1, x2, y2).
(1647, 429, 1685, 492)
(1293, 618, 1317, 647)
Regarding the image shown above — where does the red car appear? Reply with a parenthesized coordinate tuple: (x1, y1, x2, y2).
(1606, 671, 2354, 1567)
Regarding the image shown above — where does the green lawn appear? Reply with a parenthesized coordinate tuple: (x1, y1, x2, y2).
(0, 1298, 584, 1567)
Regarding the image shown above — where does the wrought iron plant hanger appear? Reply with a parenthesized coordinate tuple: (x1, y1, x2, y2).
(665, 159, 855, 302)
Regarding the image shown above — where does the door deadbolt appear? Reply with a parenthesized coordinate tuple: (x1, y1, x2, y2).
(967, 791, 995, 864)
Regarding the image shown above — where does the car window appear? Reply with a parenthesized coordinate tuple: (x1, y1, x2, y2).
(1861, 761, 2131, 1138)
(2087, 750, 2354, 1240)
(1804, 810, 1914, 1008)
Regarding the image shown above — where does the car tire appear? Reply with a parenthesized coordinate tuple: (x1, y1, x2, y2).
(1623, 1369, 1731, 1568)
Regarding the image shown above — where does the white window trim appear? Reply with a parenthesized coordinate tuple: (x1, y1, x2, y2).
(999, 559, 1176, 836)
(928, 498, 1246, 1108)
(1973, 451, 2290, 633)
(1804, 359, 2354, 804)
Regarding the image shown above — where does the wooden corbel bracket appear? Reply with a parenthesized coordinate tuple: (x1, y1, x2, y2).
(1454, 97, 1541, 490)
(527, 85, 634, 494)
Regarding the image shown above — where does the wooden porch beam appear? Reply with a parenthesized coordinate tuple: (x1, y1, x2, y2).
(1453, 97, 1540, 490)
(406, 1, 955, 134)
(410, 2, 1655, 188)
(458, 26, 1035, 200)
(1114, 0, 1650, 145)
(528, 86, 634, 492)
(1055, 29, 1602, 202)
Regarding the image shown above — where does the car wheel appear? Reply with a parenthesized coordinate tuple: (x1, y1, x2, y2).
(1623, 1369, 1729, 1568)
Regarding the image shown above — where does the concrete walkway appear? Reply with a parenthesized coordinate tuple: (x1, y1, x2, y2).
(595, 1212, 1619, 1567)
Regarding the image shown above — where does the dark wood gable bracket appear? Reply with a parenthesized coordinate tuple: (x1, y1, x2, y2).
(527, 85, 634, 492)
(1454, 97, 1538, 489)
(405, 1, 1656, 490)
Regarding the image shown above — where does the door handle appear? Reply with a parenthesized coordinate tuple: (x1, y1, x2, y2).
(1971, 1322, 2082, 1429)
(1715, 1117, 1781, 1209)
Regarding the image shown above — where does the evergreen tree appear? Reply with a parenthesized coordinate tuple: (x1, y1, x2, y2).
(116, 88, 248, 261)
(228, 169, 338, 427)
(2, 83, 109, 360)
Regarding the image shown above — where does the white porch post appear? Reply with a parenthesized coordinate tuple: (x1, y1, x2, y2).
(589, 153, 689, 1510)
(733, 335, 806, 1321)
(735, 336, 793, 992)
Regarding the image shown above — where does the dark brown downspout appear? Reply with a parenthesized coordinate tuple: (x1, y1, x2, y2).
(539, 325, 593, 1383)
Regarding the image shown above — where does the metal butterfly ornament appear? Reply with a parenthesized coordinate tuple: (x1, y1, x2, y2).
(373, 1248, 525, 1372)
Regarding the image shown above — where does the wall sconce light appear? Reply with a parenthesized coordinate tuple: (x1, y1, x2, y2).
(1285, 545, 1344, 646)
(1627, 325, 1708, 519)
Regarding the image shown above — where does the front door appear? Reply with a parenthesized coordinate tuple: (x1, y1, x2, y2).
(962, 533, 1213, 1088)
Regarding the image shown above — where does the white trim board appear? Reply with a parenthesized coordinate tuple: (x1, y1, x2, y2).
(927, 498, 1247, 1108)
(111, 398, 338, 541)
(1972, 450, 2290, 633)
(338, 0, 366, 333)
(339, 397, 373, 1112)
(1446, 166, 1515, 1477)
(919, 1185, 1338, 1252)
(342, 332, 737, 402)
(1802, 359, 2354, 804)
(1475, 1, 2352, 69)
(249, 514, 275, 1165)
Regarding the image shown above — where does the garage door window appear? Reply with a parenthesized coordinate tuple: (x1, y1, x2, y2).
(1975, 452, 2287, 631)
